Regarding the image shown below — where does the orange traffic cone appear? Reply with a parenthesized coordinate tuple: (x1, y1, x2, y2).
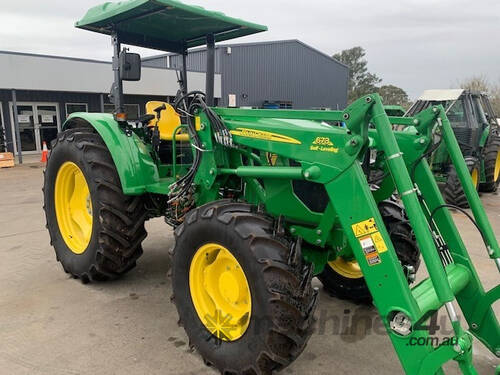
(41, 141, 49, 163)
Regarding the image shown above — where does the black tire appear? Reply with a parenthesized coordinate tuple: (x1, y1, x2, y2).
(368, 169, 387, 187)
(43, 128, 147, 283)
(318, 199, 420, 304)
(443, 156, 480, 208)
(479, 133, 500, 193)
(171, 200, 318, 375)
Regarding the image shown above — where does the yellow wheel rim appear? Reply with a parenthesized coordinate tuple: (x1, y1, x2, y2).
(189, 243, 252, 341)
(471, 168, 479, 188)
(328, 257, 364, 279)
(494, 151, 500, 182)
(54, 162, 93, 254)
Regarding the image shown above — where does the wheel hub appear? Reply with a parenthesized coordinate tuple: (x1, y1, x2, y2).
(471, 167, 479, 188)
(494, 151, 500, 182)
(190, 243, 251, 341)
(328, 257, 364, 279)
(54, 162, 93, 254)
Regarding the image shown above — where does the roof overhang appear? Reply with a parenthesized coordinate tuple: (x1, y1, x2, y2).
(418, 89, 464, 102)
(76, 0, 268, 53)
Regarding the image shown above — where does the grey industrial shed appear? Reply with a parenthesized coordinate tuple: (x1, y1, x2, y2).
(143, 40, 348, 110)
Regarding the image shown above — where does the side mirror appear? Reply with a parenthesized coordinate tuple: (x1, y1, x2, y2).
(120, 51, 141, 81)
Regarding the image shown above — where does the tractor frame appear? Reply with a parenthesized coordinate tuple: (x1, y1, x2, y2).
(45, 1, 500, 374)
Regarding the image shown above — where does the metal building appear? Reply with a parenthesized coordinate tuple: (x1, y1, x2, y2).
(143, 39, 348, 110)
(0, 51, 220, 160)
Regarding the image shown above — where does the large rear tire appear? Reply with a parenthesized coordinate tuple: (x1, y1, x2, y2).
(43, 128, 147, 282)
(171, 200, 318, 375)
(479, 133, 500, 193)
(318, 199, 420, 304)
(443, 156, 480, 209)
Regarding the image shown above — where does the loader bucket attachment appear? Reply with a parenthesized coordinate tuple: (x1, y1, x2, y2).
(200, 95, 500, 374)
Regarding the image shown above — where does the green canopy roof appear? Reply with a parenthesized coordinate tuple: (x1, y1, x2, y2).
(76, 0, 268, 53)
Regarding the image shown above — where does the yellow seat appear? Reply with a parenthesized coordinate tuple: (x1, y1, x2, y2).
(145, 101, 189, 141)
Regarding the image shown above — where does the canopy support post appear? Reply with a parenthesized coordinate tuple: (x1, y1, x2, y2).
(11, 89, 22, 164)
(182, 50, 188, 95)
(111, 33, 125, 118)
(205, 33, 215, 106)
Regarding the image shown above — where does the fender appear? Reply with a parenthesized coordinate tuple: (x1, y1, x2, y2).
(63, 113, 160, 195)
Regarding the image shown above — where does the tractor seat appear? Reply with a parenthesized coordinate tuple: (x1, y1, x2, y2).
(145, 101, 189, 141)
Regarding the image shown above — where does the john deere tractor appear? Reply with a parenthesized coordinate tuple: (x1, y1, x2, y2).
(405, 89, 500, 207)
(43, 1, 500, 374)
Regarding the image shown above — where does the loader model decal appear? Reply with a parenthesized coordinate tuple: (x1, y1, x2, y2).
(230, 128, 302, 144)
(310, 136, 339, 153)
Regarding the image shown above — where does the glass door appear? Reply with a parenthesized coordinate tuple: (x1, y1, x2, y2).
(10, 102, 60, 154)
(36, 104, 59, 150)
(0, 102, 6, 152)
(15, 104, 38, 152)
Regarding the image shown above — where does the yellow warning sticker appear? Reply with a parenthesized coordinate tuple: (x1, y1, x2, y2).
(359, 235, 382, 266)
(352, 218, 378, 237)
(371, 232, 388, 253)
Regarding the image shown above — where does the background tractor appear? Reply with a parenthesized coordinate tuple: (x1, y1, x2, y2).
(43, 1, 500, 374)
(405, 89, 500, 207)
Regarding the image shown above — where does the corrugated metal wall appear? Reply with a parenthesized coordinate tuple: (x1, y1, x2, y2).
(169, 51, 222, 74)
(147, 40, 348, 109)
(0, 89, 174, 153)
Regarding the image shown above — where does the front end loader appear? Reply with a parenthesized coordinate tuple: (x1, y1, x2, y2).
(405, 89, 500, 207)
(43, 1, 500, 374)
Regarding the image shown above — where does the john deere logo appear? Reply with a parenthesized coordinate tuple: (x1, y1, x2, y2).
(204, 310, 237, 341)
(310, 137, 339, 153)
(230, 128, 301, 144)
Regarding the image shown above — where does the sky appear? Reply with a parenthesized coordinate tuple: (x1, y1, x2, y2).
(1, 0, 499, 99)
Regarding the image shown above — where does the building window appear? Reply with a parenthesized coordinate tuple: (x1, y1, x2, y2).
(66, 103, 88, 115)
(104, 104, 140, 120)
(279, 101, 293, 110)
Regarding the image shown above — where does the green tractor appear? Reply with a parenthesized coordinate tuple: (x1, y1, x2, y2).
(43, 1, 500, 374)
(405, 89, 500, 207)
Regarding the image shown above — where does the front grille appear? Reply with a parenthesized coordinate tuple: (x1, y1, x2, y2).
(452, 128, 479, 156)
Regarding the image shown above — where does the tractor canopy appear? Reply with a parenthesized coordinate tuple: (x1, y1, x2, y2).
(418, 89, 464, 102)
(76, 0, 268, 53)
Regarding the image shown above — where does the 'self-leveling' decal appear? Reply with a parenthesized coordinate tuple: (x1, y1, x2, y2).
(310, 137, 339, 153)
(352, 218, 388, 266)
(230, 128, 301, 144)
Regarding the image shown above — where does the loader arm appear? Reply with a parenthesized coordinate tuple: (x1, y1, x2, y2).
(192, 94, 500, 374)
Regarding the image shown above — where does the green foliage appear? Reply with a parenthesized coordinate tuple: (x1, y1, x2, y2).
(377, 85, 410, 108)
(333, 47, 381, 104)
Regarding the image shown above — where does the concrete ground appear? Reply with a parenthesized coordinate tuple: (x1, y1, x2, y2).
(0, 162, 499, 375)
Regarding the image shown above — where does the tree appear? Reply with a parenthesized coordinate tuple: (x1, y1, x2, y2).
(489, 82, 500, 118)
(456, 76, 500, 117)
(457, 75, 489, 93)
(377, 85, 410, 108)
(333, 47, 381, 104)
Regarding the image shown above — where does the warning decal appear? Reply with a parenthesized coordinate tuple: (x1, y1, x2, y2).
(351, 218, 378, 237)
(352, 218, 389, 266)
(358, 232, 390, 266)
(370, 231, 388, 253)
(367, 255, 382, 266)
(359, 236, 377, 256)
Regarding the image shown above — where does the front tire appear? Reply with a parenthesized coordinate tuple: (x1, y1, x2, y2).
(171, 200, 318, 375)
(318, 199, 420, 303)
(443, 156, 480, 208)
(479, 133, 500, 193)
(43, 128, 147, 282)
